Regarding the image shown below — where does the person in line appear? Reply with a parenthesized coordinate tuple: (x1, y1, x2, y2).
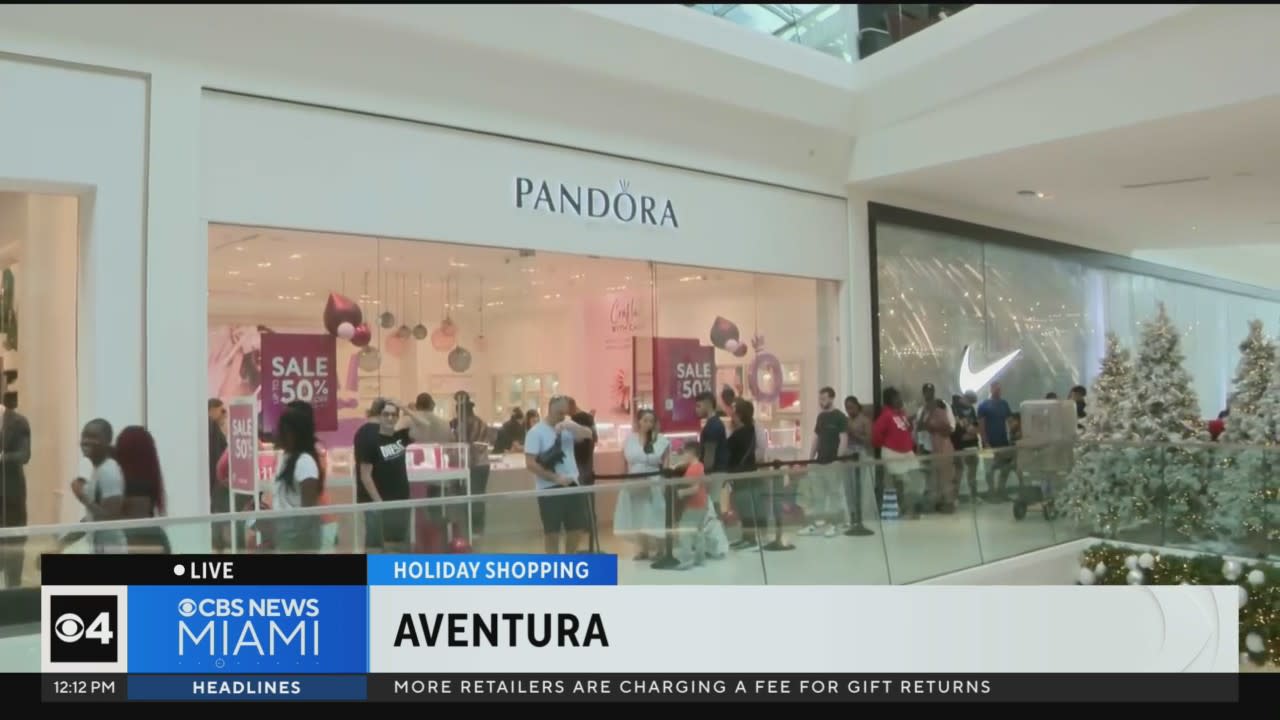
(398, 392, 452, 444)
(872, 387, 921, 519)
(70, 419, 127, 553)
(354, 398, 413, 553)
(925, 398, 956, 513)
(951, 391, 982, 504)
(1209, 410, 1228, 441)
(841, 395, 875, 537)
(114, 426, 171, 554)
(493, 407, 527, 453)
(566, 397, 599, 551)
(726, 398, 763, 550)
(525, 396, 594, 554)
(672, 441, 715, 568)
(978, 382, 1015, 502)
(284, 400, 337, 551)
(0, 374, 31, 587)
(450, 393, 492, 540)
(524, 409, 541, 435)
(913, 383, 953, 455)
(272, 406, 323, 552)
(208, 398, 234, 551)
(616, 408, 670, 561)
(1068, 385, 1088, 422)
(800, 386, 848, 538)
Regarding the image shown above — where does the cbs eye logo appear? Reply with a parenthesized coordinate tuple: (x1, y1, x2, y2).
(49, 595, 117, 663)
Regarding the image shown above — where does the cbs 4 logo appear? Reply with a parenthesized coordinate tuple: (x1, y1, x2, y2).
(49, 595, 117, 663)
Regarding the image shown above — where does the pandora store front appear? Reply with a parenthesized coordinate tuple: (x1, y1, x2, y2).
(201, 92, 849, 549)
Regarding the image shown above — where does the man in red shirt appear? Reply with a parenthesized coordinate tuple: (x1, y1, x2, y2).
(1208, 410, 1228, 441)
(873, 387, 923, 518)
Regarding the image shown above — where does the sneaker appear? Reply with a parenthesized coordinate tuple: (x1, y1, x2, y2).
(823, 525, 838, 538)
(730, 538, 757, 551)
(844, 525, 875, 537)
(797, 524, 820, 536)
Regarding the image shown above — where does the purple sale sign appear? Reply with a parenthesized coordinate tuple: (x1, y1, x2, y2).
(260, 333, 338, 433)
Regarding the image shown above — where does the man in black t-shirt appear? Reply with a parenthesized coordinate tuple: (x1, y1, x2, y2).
(952, 391, 981, 504)
(801, 386, 849, 538)
(354, 398, 412, 552)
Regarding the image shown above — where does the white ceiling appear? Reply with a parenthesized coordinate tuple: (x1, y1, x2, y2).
(857, 93, 1280, 285)
(207, 224, 762, 322)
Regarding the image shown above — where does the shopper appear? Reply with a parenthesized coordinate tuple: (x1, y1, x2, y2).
(566, 397, 599, 551)
(872, 388, 921, 519)
(978, 382, 1015, 501)
(842, 395, 874, 537)
(494, 407, 527, 453)
(70, 419, 127, 553)
(0, 376, 31, 587)
(672, 441, 714, 568)
(114, 426, 171, 553)
(399, 392, 452, 444)
(925, 398, 956, 512)
(952, 391, 981, 504)
(524, 409, 541, 434)
(454, 394, 492, 539)
(800, 386, 847, 538)
(525, 396, 594, 554)
(208, 398, 232, 550)
(354, 398, 412, 553)
(616, 408, 670, 560)
(272, 405, 323, 552)
(913, 382, 952, 455)
(726, 398, 763, 550)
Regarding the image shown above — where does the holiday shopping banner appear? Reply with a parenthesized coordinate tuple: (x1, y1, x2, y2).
(226, 398, 258, 493)
(652, 337, 715, 433)
(260, 333, 338, 433)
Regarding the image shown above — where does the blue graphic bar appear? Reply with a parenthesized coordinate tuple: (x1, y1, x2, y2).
(367, 554, 618, 586)
(128, 675, 367, 701)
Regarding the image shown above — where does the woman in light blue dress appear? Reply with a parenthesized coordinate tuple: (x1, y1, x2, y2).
(614, 409, 670, 560)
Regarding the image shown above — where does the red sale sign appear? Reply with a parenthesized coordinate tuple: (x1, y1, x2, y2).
(227, 399, 257, 493)
(260, 333, 338, 433)
(653, 337, 715, 433)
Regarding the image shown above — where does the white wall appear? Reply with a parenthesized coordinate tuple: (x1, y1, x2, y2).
(0, 59, 147, 524)
(200, 92, 849, 282)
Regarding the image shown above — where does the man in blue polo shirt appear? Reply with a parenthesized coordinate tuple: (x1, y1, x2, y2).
(977, 382, 1014, 502)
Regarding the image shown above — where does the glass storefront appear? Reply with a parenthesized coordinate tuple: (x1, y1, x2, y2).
(875, 212, 1280, 416)
(207, 224, 841, 552)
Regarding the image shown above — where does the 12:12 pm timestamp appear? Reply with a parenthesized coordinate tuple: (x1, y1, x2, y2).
(43, 676, 124, 702)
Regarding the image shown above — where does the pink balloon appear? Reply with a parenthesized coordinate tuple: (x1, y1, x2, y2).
(336, 322, 356, 340)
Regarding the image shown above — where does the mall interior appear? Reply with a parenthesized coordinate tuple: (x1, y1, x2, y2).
(1, 4, 1279, 669)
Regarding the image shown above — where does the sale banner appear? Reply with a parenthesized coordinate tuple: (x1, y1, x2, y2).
(227, 397, 258, 493)
(260, 333, 338, 433)
(652, 337, 715, 433)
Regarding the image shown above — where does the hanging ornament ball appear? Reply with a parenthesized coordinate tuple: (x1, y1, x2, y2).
(1125, 569, 1144, 585)
(1124, 555, 1139, 571)
(1223, 559, 1243, 582)
(1077, 567, 1097, 585)
(448, 535, 473, 554)
(379, 311, 397, 330)
(323, 293, 363, 336)
(336, 322, 356, 340)
(1247, 569, 1266, 586)
(1240, 652, 1253, 667)
(1138, 552, 1155, 570)
(357, 346, 381, 372)
(440, 318, 458, 338)
(412, 323, 429, 341)
(1094, 562, 1108, 579)
(448, 346, 473, 373)
(350, 323, 372, 348)
(474, 334, 488, 353)
(1238, 585, 1249, 609)
(384, 333, 407, 359)
(724, 339, 741, 353)
(1245, 632, 1266, 655)
(431, 327, 457, 352)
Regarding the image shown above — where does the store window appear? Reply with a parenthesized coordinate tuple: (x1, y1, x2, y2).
(206, 225, 841, 548)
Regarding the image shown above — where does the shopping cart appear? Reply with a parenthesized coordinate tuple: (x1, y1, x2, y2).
(1011, 400, 1077, 522)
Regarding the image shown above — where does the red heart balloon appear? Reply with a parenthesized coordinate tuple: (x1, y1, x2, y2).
(350, 323, 372, 348)
(323, 293, 363, 336)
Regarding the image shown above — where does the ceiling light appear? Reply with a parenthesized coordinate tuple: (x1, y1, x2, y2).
(304, 292, 314, 297)
(235, 246, 245, 252)
(521, 268, 536, 274)
(289, 253, 303, 260)
(288, 275, 301, 281)
(1191, 225, 1197, 231)
(256, 262, 272, 268)
(1016, 190, 1049, 199)
(227, 270, 240, 276)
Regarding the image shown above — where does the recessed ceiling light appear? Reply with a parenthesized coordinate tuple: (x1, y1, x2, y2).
(227, 270, 240, 276)
(288, 275, 302, 281)
(1016, 190, 1049, 199)
(1191, 225, 1197, 231)
(256, 262, 272, 268)
(289, 253, 303, 260)
(234, 246, 245, 252)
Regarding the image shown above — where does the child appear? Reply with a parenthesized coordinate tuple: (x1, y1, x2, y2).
(672, 442, 721, 568)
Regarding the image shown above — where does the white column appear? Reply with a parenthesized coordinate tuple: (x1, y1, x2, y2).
(144, 72, 208, 549)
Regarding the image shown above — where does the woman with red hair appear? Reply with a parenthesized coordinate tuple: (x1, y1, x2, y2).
(114, 426, 171, 553)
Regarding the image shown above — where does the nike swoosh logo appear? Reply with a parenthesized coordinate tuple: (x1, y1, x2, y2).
(958, 345, 1021, 394)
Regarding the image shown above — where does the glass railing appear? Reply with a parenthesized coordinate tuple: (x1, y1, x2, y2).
(685, 4, 971, 63)
(2, 438, 1276, 671)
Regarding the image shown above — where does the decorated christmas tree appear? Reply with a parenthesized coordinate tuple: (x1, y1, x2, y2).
(1209, 321, 1275, 541)
(1061, 332, 1140, 534)
(1130, 303, 1209, 537)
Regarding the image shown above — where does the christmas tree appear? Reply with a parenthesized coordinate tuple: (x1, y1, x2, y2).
(1130, 303, 1209, 537)
(1211, 321, 1280, 545)
(1061, 332, 1140, 534)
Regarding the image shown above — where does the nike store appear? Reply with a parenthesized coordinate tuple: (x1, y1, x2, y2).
(870, 204, 1280, 415)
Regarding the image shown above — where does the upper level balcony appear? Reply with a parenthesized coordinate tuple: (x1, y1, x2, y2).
(687, 3, 970, 62)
